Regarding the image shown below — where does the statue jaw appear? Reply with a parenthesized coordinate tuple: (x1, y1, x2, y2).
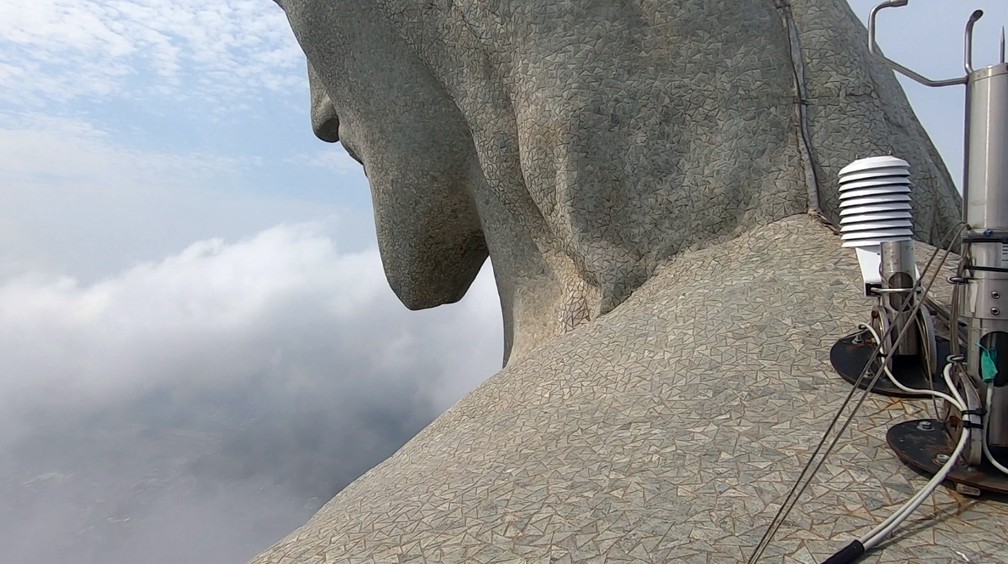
(286, 2, 493, 311)
(367, 166, 489, 311)
(304, 87, 487, 309)
(307, 83, 490, 311)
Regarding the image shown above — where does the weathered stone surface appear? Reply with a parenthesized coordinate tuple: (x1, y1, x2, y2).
(252, 216, 1008, 563)
(276, 0, 959, 361)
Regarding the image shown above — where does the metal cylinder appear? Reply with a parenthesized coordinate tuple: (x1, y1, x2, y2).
(965, 63, 1008, 228)
(880, 239, 919, 356)
(963, 62, 1008, 448)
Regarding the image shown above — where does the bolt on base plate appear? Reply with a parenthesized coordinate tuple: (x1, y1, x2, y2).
(887, 419, 1008, 497)
(830, 331, 951, 397)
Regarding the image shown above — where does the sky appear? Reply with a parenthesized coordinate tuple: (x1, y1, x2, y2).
(0, 1, 1005, 563)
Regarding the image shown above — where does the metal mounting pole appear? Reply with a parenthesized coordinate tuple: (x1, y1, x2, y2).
(866, 0, 1008, 494)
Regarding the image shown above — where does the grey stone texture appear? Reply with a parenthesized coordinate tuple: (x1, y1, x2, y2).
(260, 1, 1002, 562)
(252, 216, 1008, 563)
(276, 0, 960, 362)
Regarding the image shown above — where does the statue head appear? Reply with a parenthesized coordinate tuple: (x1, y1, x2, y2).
(274, 0, 961, 364)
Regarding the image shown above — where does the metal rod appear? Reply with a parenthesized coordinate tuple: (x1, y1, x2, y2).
(867, 0, 968, 87)
(964, 10, 984, 74)
(1001, 27, 1005, 64)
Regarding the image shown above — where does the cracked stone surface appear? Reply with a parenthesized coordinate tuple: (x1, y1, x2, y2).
(251, 216, 1008, 563)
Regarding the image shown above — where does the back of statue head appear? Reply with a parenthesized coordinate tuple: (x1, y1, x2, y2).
(275, 0, 961, 362)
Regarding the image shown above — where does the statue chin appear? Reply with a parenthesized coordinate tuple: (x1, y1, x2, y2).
(366, 165, 489, 311)
(378, 227, 488, 310)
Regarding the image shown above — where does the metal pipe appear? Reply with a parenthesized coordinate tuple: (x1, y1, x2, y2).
(880, 240, 920, 356)
(964, 10, 983, 75)
(867, 0, 967, 88)
(963, 61, 1008, 448)
(1001, 27, 1005, 65)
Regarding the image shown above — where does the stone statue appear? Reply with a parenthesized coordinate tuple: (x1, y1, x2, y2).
(254, 2, 1006, 562)
(275, 0, 958, 364)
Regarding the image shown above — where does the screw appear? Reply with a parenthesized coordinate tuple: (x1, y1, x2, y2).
(993, 307, 1001, 316)
(994, 291, 1002, 299)
(935, 453, 950, 464)
(917, 421, 934, 431)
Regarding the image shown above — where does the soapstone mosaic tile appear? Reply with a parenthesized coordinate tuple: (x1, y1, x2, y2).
(253, 216, 1008, 563)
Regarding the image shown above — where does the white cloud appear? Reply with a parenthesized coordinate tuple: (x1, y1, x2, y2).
(0, 222, 502, 562)
(0, 0, 305, 108)
(0, 112, 243, 190)
(0, 223, 501, 431)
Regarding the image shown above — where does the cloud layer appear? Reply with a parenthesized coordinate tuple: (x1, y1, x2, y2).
(0, 223, 502, 563)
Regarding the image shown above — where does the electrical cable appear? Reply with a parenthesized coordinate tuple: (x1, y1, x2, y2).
(747, 221, 965, 564)
(750, 229, 961, 563)
(822, 347, 969, 561)
(848, 361, 965, 546)
(825, 230, 978, 561)
(950, 239, 1008, 478)
(748, 229, 962, 563)
(861, 324, 962, 408)
(942, 363, 969, 417)
(861, 428, 969, 549)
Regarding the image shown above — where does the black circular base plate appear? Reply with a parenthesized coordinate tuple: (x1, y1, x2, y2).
(830, 331, 950, 397)
(887, 419, 1008, 497)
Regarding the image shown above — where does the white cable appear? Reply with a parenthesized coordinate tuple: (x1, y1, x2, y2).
(851, 335, 967, 546)
(861, 428, 970, 549)
(860, 324, 964, 409)
(778, 225, 967, 564)
(937, 362, 981, 448)
(942, 362, 969, 417)
(982, 386, 1008, 476)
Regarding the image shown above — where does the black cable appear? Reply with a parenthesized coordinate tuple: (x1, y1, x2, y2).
(821, 540, 865, 564)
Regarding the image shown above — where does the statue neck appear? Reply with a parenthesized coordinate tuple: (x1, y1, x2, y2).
(467, 163, 601, 365)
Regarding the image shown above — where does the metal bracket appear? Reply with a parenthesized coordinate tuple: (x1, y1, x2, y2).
(868, 0, 977, 88)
